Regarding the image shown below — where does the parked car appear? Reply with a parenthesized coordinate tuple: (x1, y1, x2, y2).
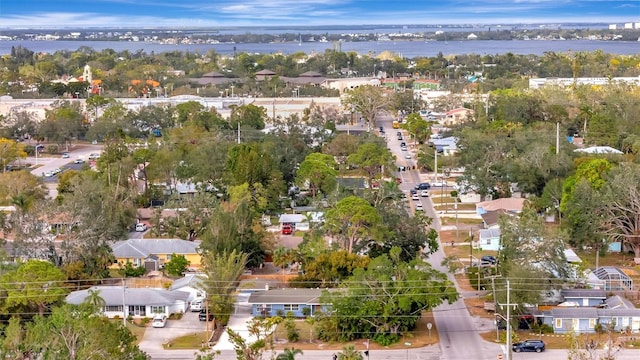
(405, 154, 412, 159)
(409, 189, 417, 195)
(481, 255, 497, 265)
(190, 298, 204, 312)
(88, 153, 101, 160)
(415, 183, 431, 190)
(411, 194, 420, 201)
(135, 223, 147, 232)
(415, 203, 424, 211)
(281, 225, 293, 235)
(512, 339, 545, 353)
(152, 314, 167, 328)
(74, 158, 85, 164)
(199, 309, 214, 321)
(420, 190, 429, 197)
(401, 146, 408, 151)
(61, 152, 70, 158)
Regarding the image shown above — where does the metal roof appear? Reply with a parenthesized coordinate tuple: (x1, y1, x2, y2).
(66, 286, 190, 306)
(111, 238, 200, 258)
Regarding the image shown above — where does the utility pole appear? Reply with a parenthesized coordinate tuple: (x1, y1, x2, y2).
(498, 280, 517, 360)
(237, 122, 241, 144)
(556, 122, 560, 155)
(122, 278, 127, 327)
(488, 275, 502, 341)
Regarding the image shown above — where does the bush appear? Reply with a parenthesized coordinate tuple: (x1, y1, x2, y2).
(284, 315, 299, 342)
(531, 322, 553, 334)
(302, 307, 311, 317)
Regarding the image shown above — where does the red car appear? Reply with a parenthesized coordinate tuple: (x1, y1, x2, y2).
(281, 225, 293, 235)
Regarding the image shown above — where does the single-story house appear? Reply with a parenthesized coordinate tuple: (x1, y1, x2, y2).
(248, 288, 328, 317)
(430, 137, 459, 156)
(480, 209, 507, 229)
(188, 71, 233, 86)
(476, 198, 527, 215)
(542, 295, 640, 334)
(110, 238, 202, 271)
(442, 108, 473, 125)
(560, 289, 606, 307)
(66, 285, 190, 318)
(279, 214, 307, 231)
(477, 228, 501, 251)
(544, 307, 599, 334)
(170, 274, 207, 302)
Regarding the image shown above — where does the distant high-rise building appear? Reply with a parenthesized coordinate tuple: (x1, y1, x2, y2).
(609, 24, 617, 30)
(624, 23, 633, 29)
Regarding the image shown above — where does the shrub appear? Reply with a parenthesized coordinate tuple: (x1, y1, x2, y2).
(302, 307, 311, 317)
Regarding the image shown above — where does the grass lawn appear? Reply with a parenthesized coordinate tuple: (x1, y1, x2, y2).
(164, 331, 210, 350)
(480, 329, 640, 350)
(124, 321, 147, 345)
(272, 312, 439, 351)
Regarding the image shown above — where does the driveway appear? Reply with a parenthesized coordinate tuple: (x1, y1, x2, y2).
(138, 310, 207, 359)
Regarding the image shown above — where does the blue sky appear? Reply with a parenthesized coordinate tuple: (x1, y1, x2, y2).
(1, 0, 638, 28)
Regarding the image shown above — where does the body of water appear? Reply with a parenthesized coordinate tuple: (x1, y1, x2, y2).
(1, 39, 638, 58)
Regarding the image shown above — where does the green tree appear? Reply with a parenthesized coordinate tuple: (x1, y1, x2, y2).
(289, 250, 370, 288)
(82, 288, 106, 311)
(227, 316, 282, 360)
(164, 253, 190, 276)
(347, 142, 394, 184)
(201, 250, 248, 327)
(0, 138, 27, 173)
(0, 260, 68, 315)
(229, 103, 267, 130)
(498, 207, 570, 279)
(276, 347, 303, 360)
(321, 248, 457, 345)
(337, 345, 363, 360)
(325, 196, 382, 254)
(24, 303, 148, 360)
(296, 152, 338, 197)
(342, 85, 389, 130)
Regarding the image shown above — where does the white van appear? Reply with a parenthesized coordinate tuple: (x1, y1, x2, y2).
(135, 223, 147, 232)
(190, 298, 204, 312)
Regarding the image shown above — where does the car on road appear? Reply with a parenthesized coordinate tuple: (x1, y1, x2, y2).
(74, 158, 85, 164)
(199, 309, 214, 321)
(44, 171, 54, 177)
(512, 339, 545, 353)
(88, 153, 101, 160)
(405, 154, 411, 159)
(401, 146, 408, 151)
(415, 183, 431, 190)
(415, 203, 424, 211)
(420, 190, 429, 197)
(409, 189, 417, 195)
(411, 193, 420, 201)
(61, 152, 70, 158)
(152, 314, 167, 328)
(432, 180, 447, 187)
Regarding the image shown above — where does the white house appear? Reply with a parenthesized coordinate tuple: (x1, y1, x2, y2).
(170, 274, 207, 302)
(477, 228, 501, 251)
(66, 285, 190, 318)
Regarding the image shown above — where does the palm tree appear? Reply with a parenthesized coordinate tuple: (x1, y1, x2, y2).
(338, 345, 363, 360)
(83, 288, 106, 312)
(276, 347, 303, 360)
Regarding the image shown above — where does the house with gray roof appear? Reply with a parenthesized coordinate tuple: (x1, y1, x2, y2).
(247, 288, 330, 317)
(560, 289, 606, 307)
(110, 238, 202, 272)
(170, 274, 207, 302)
(66, 285, 190, 318)
(541, 294, 640, 334)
